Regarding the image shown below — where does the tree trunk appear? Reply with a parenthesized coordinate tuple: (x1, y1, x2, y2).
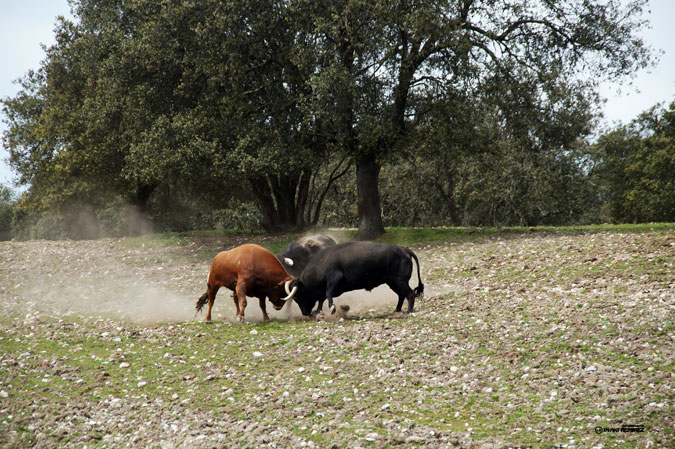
(295, 170, 310, 231)
(269, 175, 297, 225)
(128, 183, 156, 236)
(353, 48, 414, 239)
(249, 176, 281, 232)
(249, 173, 311, 233)
(437, 162, 460, 226)
(309, 158, 351, 227)
(133, 184, 155, 218)
(354, 153, 385, 240)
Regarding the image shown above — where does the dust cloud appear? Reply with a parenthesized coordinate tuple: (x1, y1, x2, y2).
(18, 275, 426, 326)
(11, 265, 409, 326)
(3, 228, 440, 326)
(20, 279, 197, 325)
(17, 202, 154, 241)
(12, 267, 300, 326)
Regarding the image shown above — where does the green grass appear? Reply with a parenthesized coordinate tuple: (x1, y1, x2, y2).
(1, 306, 668, 447)
(122, 223, 675, 250)
(376, 223, 674, 245)
(122, 232, 187, 249)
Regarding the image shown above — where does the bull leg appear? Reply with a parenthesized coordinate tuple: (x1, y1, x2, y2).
(406, 290, 416, 313)
(325, 271, 343, 315)
(231, 291, 240, 318)
(389, 282, 414, 313)
(258, 297, 270, 323)
(205, 285, 220, 322)
(395, 293, 406, 313)
(313, 298, 325, 316)
(235, 283, 247, 323)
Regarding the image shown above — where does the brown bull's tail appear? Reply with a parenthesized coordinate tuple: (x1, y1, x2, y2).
(196, 292, 209, 314)
(406, 249, 424, 298)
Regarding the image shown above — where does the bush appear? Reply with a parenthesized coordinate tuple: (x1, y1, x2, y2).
(0, 185, 15, 241)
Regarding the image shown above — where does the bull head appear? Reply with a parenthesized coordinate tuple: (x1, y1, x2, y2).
(270, 300, 285, 311)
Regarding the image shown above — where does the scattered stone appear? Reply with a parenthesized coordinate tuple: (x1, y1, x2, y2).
(0, 230, 671, 448)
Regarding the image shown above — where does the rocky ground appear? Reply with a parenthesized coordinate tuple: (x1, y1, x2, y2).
(0, 228, 672, 448)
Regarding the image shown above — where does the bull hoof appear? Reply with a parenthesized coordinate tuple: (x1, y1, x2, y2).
(236, 316, 245, 323)
(330, 305, 336, 315)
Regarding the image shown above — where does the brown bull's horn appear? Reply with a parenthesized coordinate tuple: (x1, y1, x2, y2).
(284, 280, 292, 296)
(283, 283, 298, 301)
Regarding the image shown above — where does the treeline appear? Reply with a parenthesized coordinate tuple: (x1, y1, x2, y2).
(1, 0, 671, 241)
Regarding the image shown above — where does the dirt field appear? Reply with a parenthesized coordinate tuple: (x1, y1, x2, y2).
(0, 227, 672, 448)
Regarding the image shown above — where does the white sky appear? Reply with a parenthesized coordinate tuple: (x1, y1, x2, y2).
(1, 0, 674, 186)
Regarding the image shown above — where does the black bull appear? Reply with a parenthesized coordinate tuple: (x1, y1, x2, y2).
(285, 242, 424, 316)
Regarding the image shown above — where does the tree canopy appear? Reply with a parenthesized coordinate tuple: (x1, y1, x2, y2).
(592, 100, 675, 223)
(1, 0, 658, 239)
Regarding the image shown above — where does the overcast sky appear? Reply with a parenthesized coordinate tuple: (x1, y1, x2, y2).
(2, 0, 674, 186)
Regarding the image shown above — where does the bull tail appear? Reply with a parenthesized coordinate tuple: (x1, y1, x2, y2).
(196, 292, 209, 314)
(406, 249, 424, 298)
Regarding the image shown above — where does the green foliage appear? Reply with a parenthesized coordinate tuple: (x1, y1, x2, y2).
(593, 101, 675, 223)
(379, 148, 602, 228)
(149, 199, 262, 233)
(0, 0, 659, 238)
(378, 82, 601, 227)
(453, 145, 601, 226)
(0, 185, 16, 241)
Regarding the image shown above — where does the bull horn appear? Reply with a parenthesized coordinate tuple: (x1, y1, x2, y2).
(284, 280, 292, 295)
(283, 281, 298, 301)
(284, 286, 298, 301)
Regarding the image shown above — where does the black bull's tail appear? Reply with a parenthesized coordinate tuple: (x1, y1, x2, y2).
(196, 292, 209, 314)
(405, 248, 424, 298)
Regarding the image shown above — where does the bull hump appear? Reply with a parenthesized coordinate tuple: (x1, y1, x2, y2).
(242, 254, 286, 278)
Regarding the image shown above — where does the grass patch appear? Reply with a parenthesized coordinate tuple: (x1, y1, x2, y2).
(374, 223, 674, 245)
(115, 223, 675, 254)
(122, 232, 188, 248)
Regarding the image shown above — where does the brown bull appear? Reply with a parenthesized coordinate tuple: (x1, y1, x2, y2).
(195, 244, 296, 323)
